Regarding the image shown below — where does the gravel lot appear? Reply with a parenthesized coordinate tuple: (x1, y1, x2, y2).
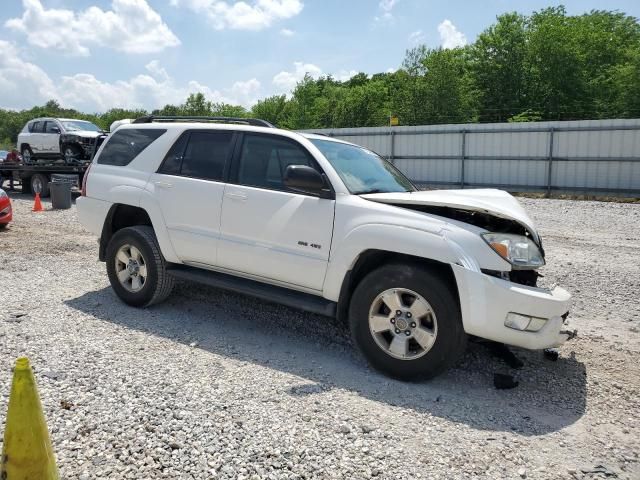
(1, 192, 639, 480)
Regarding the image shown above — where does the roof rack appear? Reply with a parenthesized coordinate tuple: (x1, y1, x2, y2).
(132, 115, 275, 128)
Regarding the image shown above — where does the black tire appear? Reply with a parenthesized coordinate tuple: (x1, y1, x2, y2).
(21, 146, 34, 164)
(348, 263, 467, 381)
(62, 144, 82, 165)
(30, 173, 50, 198)
(106, 226, 174, 308)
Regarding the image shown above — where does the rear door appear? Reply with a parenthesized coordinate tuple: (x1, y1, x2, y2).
(150, 130, 236, 266)
(217, 133, 335, 291)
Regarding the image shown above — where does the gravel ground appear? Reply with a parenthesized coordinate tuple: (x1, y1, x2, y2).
(0, 192, 639, 480)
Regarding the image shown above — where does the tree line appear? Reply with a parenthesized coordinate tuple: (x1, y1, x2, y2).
(1, 6, 639, 149)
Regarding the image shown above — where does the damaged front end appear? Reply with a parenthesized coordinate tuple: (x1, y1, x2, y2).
(361, 189, 574, 350)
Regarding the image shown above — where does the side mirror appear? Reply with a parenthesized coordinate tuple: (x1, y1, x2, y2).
(283, 165, 334, 199)
(50, 127, 60, 133)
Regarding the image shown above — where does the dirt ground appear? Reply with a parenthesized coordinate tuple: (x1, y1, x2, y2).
(0, 192, 639, 479)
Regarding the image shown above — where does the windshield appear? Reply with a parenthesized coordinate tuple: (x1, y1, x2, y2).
(310, 138, 415, 194)
(61, 120, 101, 132)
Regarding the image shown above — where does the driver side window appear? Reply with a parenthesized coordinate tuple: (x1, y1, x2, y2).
(235, 134, 315, 192)
(44, 121, 59, 134)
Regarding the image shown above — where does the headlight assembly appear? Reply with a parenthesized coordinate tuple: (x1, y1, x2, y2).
(482, 233, 545, 268)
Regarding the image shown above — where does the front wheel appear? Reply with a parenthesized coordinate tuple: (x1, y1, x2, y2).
(349, 263, 467, 381)
(63, 145, 82, 165)
(106, 226, 174, 307)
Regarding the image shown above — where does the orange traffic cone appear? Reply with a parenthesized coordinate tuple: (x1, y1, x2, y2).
(32, 192, 43, 212)
(1, 358, 59, 479)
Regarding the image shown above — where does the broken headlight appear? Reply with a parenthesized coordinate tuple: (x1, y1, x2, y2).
(481, 233, 545, 269)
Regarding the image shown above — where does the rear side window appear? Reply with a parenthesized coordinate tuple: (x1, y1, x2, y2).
(159, 131, 233, 181)
(98, 129, 166, 166)
(29, 121, 42, 133)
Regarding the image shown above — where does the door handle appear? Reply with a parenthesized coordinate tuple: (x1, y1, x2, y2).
(154, 181, 173, 189)
(225, 191, 248, 201)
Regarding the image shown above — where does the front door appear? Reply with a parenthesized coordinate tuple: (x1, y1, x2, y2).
(218, 133, 335, 291)
(43, 121, 61, 154)
(150, 130, 235, 266)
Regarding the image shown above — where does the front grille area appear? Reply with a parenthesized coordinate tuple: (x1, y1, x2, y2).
(482, 269, 539, 287)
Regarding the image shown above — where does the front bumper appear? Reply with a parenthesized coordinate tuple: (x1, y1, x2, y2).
(0, 204, 12, 224)
(452, 264, 572, 349)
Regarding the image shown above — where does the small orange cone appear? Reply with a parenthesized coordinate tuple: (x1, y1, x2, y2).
(32, 192, 44, 212)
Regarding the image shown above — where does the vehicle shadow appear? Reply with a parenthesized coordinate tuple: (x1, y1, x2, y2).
(65, 281, 587, 436)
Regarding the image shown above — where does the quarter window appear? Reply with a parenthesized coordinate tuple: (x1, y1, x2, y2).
(236, 134, 314, 191)
(98, 128, 166, 166)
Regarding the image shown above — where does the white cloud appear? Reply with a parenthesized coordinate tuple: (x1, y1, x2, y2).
(279, 28, 295, 36)
(375, 0, 399, 23)
(171, 0, 303, 30)
(6, 0, 180, 56)
(227, 78, 263, 106)
(408, 30, 426, 45)
(0, 41, 57, 110)
(335, 70, 359, 82)
(0, 41, 261, 112)
(272, 61, 322, 93)
(437, 19, 467, 49)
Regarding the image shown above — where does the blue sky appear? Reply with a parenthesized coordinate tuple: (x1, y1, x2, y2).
(1, 0, 639, 112)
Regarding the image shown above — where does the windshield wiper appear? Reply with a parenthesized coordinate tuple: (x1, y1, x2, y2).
(354, 188, 388, 195)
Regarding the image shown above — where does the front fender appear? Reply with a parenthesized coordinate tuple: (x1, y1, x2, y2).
(323, 223, 459, 301)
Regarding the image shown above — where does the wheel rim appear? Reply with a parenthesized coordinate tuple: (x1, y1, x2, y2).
(32, 176, 43, 194)
(115, 244, 148, 292)
(368, 288, 438, 361)
(22, 150, 31, 162)
(64, 148, 76, 162)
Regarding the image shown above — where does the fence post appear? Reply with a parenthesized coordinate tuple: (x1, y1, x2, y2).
(389, 130, 396, 164)
(546, 128, 555, 197)
(460, 130, 467, 189)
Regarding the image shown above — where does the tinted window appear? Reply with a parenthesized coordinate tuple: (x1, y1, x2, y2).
(98, 129, 166, 166)
(236, 134, 313, 191)
(158, 133, 189, 175)
(179, 132, 232, 181)
(30, 121, 42, 133)
(44, 121, 59, 133)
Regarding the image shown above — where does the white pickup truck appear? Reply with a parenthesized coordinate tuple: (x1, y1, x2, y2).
(77, 116, 572, 380)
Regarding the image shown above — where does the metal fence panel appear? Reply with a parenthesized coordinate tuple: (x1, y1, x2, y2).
(306, 118, 640, 196)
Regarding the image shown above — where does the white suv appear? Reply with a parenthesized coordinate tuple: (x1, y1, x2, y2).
(77, 116, 572, 380)
(18, 117, 104, 164)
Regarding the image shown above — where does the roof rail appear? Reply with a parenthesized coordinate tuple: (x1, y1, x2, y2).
(132, 115, 275, 128)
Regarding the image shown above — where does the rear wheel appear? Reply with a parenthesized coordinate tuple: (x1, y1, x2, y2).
(349, 263, 467, 381)
(106, 226, 174, 307)
(30, 173, 50, 198)
(21, 146, 33, 164)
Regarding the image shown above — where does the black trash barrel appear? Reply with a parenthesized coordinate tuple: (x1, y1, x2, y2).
(50, 177, 73, 209)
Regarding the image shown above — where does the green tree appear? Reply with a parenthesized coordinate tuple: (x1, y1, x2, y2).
(472, 12, 529, 122)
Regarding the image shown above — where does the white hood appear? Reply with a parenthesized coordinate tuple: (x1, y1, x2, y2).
(361, 189, 539, 239)
(67, 130, 103, 138)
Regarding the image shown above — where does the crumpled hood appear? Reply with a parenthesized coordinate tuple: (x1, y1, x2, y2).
(64, 130, 103, 138)
(361, 189, 539, 240)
